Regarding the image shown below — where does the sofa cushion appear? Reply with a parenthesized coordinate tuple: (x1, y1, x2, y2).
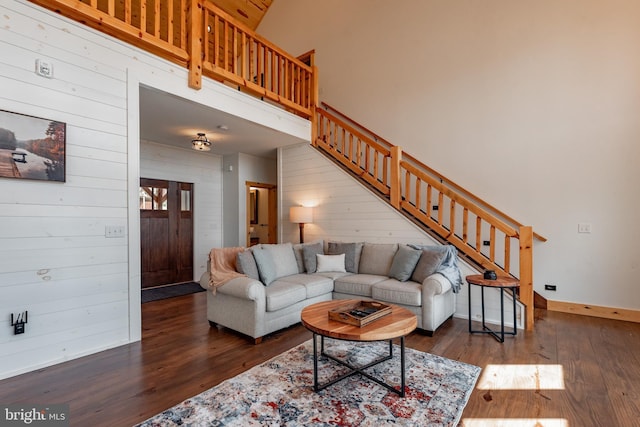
(251, 247, 278, 285)
(316, 254, 346, 273)
(314, 271, 352, 281)
(333, 274, 388, 297)
(236, 250, 260, 280)
(388, 244, 422, 282)
(358, 243, 398, 276)
(293, 241, 323, 273)
(372, 278, 422, 307)
(264, 280, 307, 311)
(302, 242, 324, 273)
(253, 243, 299, 285)
(278, 273, 334, 299)
(327, 241, 364, 273)
(411, 246, 447, 283)
(292, 244, 305, 274)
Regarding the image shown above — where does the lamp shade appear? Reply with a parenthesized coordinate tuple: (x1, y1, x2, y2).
(290, 206, 313, 224)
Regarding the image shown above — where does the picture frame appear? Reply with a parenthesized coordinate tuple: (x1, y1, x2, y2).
(0, 109, 66, 182)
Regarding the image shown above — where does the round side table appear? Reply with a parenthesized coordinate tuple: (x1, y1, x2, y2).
(466, 274, 519, 343)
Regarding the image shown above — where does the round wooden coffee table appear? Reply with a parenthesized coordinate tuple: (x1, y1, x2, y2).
(301, 299, 417, 397)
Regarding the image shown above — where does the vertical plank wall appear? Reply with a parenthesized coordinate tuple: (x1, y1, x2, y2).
(279, 143, 524, 329)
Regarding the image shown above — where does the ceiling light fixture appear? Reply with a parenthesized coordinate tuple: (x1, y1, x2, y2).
(191, 132, 211, 151)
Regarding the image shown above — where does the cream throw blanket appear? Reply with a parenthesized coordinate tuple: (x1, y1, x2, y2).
(208, 247, 246, 294)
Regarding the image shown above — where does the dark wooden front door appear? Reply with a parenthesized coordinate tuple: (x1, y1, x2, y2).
(140, 178, 193, 288)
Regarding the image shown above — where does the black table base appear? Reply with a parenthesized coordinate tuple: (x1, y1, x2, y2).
(468, 285, 518, 343)
(311, 334, 407, 397)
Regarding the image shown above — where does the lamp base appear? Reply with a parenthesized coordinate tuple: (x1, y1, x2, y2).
(299, 223, 305, 244)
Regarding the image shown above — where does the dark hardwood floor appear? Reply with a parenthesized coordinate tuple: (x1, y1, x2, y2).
(1, 292, 639, 426)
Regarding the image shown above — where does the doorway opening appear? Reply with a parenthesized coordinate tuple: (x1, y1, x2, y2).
(246, 181, 277, 246)
(139, 178, 194, 288)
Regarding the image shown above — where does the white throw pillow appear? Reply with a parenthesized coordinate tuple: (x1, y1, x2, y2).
(315, 254, 346, 273)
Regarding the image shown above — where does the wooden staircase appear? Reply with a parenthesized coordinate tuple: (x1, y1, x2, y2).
(313, 102, 546, 330)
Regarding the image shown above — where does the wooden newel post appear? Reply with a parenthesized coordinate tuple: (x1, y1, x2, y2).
(389, 146, 402, 209)
(519, 226, 534, 331)
(310, 64, 319, 147)
(188, 0, 203, 90)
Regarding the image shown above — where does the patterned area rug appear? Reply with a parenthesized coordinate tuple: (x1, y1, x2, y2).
(135, 339, 481, 426)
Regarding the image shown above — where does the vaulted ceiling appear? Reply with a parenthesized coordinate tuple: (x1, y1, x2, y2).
(214, 0, 273, 30)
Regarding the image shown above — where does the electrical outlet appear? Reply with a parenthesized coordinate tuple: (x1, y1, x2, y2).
(432, 205, 439, 211)
(483, 240, 491, 246)
(11, 311, 28, 335)
(545, 284, 557, 291)
(578, 223, 592, 233)
(105, 225, 125, 238)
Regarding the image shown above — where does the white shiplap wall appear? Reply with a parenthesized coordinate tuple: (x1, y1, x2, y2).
(140, 141, 224, 278)
(279, 143, 524, 329)
(0, 0, 309, 380)
(0, 2, 130, 378)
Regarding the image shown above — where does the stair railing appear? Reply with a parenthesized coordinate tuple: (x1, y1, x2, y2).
(314, 104, 542, 330)
(29, 0, 318, 119)
(29, 0, 190, 66)
(192, 1, 317, 118)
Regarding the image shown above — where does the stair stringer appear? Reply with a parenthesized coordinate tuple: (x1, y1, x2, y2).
(279, 142, 525, 329)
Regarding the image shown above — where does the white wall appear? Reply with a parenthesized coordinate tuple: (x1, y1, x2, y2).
(140, 141, 223, 278)
(261, 0, 640, 311)
(0, 1, 131, 380)
(0, 0, 309, 379)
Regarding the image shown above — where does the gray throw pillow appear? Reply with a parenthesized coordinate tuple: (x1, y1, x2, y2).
(388, 244, 422, 282)
(358, 243, 398, 276)
(410, 246, 447, 283)
(260, 243, 299, 279)
(327, 241, 363, 273)
(236, 250, 259, 280)
(251, 247, 278, 286)
(292, 243, 306, 273)
(302, 242, 324, 273)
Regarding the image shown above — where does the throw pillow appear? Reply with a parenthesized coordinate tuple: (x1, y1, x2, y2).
(410, 245, 447, 283)
(327, 241, 364, 273)
(251, 247, 278, 286)
(315, 253, 347, 273)
(358, 243, 399, 276)
(236, 250, 260, 280)
(292, 243, 306, 273)
(302, 242, 324, 273)
(260, 243, 299, 279)
(388, 244, 422, 282)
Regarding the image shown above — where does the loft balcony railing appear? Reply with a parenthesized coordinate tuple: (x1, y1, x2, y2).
(314, 103, 546, 330)
(29, 0, 317, 118)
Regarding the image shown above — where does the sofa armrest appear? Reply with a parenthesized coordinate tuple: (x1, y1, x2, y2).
(216, 277, 266, 301)
(199, 271, 211, 290)
(200, 271, 265, 301)
(422, 273, 452, 296)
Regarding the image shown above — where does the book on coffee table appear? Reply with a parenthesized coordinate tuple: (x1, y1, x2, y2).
(328, 300, 392, 327)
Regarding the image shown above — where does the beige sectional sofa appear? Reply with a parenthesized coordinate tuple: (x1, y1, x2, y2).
(199, 241, 462, 343)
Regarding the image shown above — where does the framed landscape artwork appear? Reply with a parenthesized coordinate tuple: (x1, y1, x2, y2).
(0, 109, 66, 182)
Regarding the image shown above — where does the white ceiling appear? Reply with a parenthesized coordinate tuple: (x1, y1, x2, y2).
(139, 86, 305, 159)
